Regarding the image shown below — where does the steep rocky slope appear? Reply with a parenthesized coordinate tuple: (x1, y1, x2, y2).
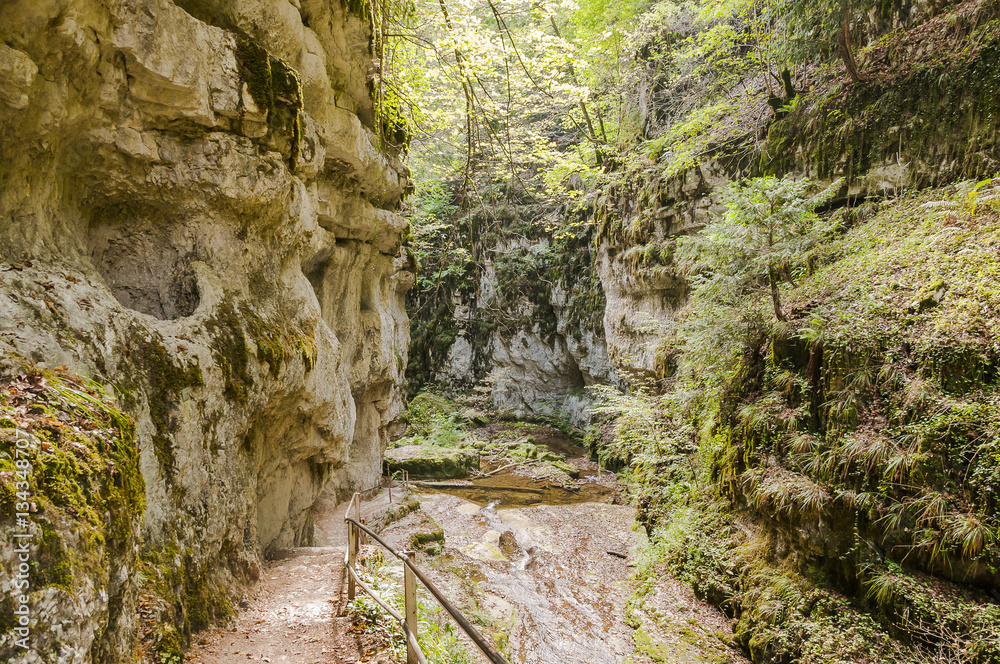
(587, 0, 1000, 659)
(0, 0, 411, 661)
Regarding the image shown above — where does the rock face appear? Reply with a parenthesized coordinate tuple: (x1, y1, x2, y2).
(0, 0, 410, 661)
(596, 161, 729, 382)
(422, 234, 617, 427)
(597, 9, 1000, 381)
(384, 445, 479, 479)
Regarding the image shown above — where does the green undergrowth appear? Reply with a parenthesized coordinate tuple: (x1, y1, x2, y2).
(592, 178, 1000, 663)
(0, 356, 145, 650)
(394, 392, 469, 448)
(348, 548, 477, 663)
(718, 179, 1000, 588)
(597, 388, 1000, 662)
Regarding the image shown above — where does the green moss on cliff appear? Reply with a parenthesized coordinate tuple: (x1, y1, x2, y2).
(137, 538, 237, 660)
(269, 55, 304, 170)
(235, 36, 273, 113)
(0, 359, 145, 643)
(234, 35, 304, 170)
(243, 307, 319, 379)
(125, 328, 204, 477)
(205, 304, 253, 404)
(763, 32, 1000, 185)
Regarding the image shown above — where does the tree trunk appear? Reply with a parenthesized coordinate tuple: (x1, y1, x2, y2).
(769, 265, 786, 321)
(838, 0, 865, 83)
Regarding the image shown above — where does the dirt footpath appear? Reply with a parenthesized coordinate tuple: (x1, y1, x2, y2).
(186, 487, 406, 664)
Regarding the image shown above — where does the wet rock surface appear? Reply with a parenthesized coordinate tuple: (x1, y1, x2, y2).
(382, 493, 637, 663)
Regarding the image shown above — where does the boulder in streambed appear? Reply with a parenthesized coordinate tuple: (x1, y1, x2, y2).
(385, 445, 480, 478)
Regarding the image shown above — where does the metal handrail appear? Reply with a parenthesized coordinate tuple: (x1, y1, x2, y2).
(344, 564, 428, 664)
(343, 492, 510, 664)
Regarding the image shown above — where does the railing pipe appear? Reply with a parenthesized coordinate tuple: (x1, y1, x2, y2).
(345, 515, 509, 664)
(344, 493, 509, 664)
(347, 496, 358, 600)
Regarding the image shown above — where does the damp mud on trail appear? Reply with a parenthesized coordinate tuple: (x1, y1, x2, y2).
(375, 427, 750, 664)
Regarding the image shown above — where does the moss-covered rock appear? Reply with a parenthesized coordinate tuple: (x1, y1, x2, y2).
(384, 445, 479, 478)
(0, 358, 144, 663)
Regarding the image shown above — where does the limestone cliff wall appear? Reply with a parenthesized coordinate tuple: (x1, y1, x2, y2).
(0, 0, 411, 661)
(414, 231, 616, 427)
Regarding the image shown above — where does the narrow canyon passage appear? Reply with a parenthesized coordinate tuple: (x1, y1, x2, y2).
(4, 0, 1000, 662)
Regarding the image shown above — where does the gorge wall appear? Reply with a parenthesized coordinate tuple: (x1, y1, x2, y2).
(0, 0, 411, 661)
(408, 3, 1000, 656)
(408, 213, 617, 426)
(590, 2, 1000, 657)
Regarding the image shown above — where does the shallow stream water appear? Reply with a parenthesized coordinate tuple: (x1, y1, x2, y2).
(414, 469, 617, 508)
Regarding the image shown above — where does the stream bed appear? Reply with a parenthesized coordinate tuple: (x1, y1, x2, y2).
(375, 429, 634, 662)
(379, 490, 638, 663)
(371, 427, 747, 664)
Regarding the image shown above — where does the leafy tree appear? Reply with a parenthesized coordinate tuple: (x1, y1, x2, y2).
(678, 176, 842, 324)
(771, 0, 874, 82)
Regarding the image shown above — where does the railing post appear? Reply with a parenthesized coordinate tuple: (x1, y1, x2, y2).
(353, 492, 363, 545)
(404, 551, 418, 664)
(347, 520, 357, 600)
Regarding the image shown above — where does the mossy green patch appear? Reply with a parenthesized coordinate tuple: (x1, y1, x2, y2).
(235, 36, 273, 114)
(137, 538, 238, 660)
(125, 328, 203, 477)
(205, 304, 253, 404)
(410, 525, 445, 550)
(268, 55, 304, 170)
(0, 359, 145, 635)
(185, 573, 236, 632)
(233, 35, 304, 170)
(243, 307, 319, 379)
